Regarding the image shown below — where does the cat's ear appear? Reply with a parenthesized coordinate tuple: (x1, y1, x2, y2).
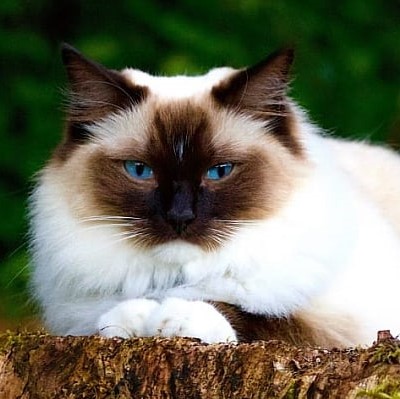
(212, 49, 293, 114)
(212, 49, 301, 154)
(61, 43, 147, 124)
(213, 49, 294, 116)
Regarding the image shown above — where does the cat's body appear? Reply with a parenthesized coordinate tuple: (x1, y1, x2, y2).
(29, 45, 400, 347)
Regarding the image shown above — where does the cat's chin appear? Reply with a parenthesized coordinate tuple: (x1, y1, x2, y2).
(149, 240, 206, 266)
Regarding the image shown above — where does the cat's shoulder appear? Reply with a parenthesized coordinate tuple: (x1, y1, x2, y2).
(326, 136, 400, 232)
(326, 135, 400, 173)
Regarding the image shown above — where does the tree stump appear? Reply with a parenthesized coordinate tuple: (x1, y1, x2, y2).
(0, 331, 399, 398)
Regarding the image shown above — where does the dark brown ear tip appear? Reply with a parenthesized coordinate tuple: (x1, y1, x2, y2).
(270, 48, 295, 66)
(264, 48, 295, 76)
(60, 43, 82, 66)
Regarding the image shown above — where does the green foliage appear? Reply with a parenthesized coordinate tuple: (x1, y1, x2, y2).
(371, 341, 400, 365)
(357, 380, 400, 399)
(0, 0, 399, 325)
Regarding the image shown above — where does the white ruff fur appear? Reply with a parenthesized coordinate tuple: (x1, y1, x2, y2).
(30, 69, 400, 345)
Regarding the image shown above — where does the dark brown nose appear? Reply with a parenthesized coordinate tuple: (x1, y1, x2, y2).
(166, 181, 196, 234)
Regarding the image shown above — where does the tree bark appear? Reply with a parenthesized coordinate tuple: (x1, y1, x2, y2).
(0, 331, 399, 399)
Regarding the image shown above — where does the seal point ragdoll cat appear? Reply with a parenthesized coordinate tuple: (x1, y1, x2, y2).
(29, 44, 400, 347)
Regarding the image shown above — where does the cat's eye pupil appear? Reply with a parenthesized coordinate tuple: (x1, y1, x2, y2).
(124, 160, 153, 180)
(217, 166, 226, 178)
(206, 163, 233, 181)
(136, 163, 144, 176)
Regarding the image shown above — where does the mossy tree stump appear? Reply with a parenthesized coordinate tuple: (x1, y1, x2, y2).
(0, 331, 399, 398)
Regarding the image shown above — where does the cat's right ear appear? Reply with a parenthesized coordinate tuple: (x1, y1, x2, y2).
(212, 49, 302, 155)
(212, 49, 293, 114)
(61, 43, 147, 125)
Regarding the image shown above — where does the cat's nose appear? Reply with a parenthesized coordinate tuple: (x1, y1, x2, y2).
(166, 181, 196, 234)
(167, 208, 195, 225)
(166, 205, 195, 234)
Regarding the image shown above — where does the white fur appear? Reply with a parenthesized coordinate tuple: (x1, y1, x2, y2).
(98, 297, 236, 343)
(147, 298, 237, 343)
(29, 71, 400, 345)
(122, 67, 236, 99)
(98, 298, 159, 338)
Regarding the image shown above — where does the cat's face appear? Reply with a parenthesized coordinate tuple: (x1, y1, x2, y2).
(48, 45, 307, 251)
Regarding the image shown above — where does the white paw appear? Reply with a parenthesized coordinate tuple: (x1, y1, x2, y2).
(146, 298, 237, 344)
(97, 298, 159, 338)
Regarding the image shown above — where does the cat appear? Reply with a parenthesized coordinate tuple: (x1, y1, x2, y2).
(29, 43, 400, 348)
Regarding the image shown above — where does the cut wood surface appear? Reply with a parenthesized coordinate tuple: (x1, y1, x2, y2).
(0, 331, 399, 398)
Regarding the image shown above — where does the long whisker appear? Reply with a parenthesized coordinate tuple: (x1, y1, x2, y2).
(110, 230, 140, 238)
(30, 216, 145, 250)
(79, 223, 138, 232)
(79, 215, 142, 222)
(109, 232, 150, 245)
(215, 220, 259, 226)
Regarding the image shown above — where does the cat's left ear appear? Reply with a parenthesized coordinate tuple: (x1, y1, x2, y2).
(212, 49, 293, 113)
(61, 43, 147, 124)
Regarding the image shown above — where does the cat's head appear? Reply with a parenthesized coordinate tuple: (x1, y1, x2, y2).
(46, 44, 308, 252)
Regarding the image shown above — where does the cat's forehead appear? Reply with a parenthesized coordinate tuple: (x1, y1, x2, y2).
(86, 68, 270, 159)
(121, 67, 237, 100)
(89, 98, 268, 158)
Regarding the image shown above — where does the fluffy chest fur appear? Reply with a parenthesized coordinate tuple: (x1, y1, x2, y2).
(29, 45, 400, 346)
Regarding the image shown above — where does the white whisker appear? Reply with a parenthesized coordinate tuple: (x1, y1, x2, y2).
(110, 230, 138, 238)
(80, 223, 137, 232)
(214, 219, 259, 225)
(79, 215, 142, 222)
(110, 233, 150, 245)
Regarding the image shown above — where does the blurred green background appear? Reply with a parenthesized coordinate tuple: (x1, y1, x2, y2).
(1, 0, 399, 331)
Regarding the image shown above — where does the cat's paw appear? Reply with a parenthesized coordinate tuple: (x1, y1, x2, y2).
(146, 297, 237, 344)
(97, 298, 159, 338)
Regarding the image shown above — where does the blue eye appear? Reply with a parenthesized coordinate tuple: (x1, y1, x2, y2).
(124, 160, 153, 180)
(206, 163, 233, 180)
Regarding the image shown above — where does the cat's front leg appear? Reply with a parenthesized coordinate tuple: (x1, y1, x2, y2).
(98, 297, 237, 343)
(146, 298, 237, 344)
